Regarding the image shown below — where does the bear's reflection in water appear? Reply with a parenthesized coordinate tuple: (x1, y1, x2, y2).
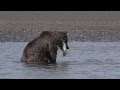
(22, 60, 70, 71)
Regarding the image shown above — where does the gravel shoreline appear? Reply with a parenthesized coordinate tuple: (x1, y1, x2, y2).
(1, 11, 120, 42)
(1, 21, 120, 42)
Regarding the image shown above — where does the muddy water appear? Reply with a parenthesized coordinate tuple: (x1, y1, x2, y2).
(1, 41, 120, 79)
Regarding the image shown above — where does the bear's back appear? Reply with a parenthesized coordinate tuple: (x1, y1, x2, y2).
(25, 31, 55, 51)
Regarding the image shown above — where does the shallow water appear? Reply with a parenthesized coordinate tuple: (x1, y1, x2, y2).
(1, 41, 120, 79)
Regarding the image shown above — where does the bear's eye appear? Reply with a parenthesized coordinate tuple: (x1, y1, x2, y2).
(63, 38, 68, 42)
(63, 38, 66, 41)
(63, 37, 67, 40)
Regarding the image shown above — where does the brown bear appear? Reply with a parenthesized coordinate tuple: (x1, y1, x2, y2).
(21, 31, 69, 65)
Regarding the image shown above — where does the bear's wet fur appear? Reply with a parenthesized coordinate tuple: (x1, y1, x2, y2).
(21, 31, 69, 65)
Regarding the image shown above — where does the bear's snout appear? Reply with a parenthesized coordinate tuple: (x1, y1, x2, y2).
(66, 45, 69, 49)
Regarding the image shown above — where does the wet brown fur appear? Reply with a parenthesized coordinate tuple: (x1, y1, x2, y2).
(21, 31, 69, 65)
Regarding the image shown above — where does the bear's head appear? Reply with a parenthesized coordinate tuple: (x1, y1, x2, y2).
(56, 31, 69, 56)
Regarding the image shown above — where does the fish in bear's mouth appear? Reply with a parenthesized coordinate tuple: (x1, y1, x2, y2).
(62, 42, 67, 56)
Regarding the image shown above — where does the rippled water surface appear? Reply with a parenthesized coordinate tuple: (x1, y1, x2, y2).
(1, 41, 120, 79)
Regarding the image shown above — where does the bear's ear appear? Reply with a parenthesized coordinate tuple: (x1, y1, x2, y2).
(59, 31, 67, 35)
(62, 31, 67, 35)
(64, 31, 67, 34)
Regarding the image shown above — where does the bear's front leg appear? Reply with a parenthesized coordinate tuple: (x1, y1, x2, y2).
(49, 49, 57, 64)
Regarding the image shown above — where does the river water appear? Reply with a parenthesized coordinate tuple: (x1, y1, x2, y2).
(1, 41, 120, 79)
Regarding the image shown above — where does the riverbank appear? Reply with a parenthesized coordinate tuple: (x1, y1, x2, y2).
(1, 11, 120, 42)
(0, 21, 120, 42)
